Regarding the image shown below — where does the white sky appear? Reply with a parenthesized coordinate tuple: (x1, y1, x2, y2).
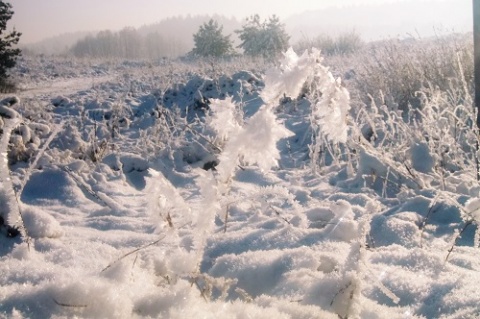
(7, 0, 471, 43)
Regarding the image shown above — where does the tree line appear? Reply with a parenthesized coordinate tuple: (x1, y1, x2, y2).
(71, 28, 187, 60)
(71, 15, 290, 60)
(190, 15, 289, 59)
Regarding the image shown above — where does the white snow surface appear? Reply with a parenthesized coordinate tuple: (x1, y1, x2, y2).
(0, 50, 479, 319)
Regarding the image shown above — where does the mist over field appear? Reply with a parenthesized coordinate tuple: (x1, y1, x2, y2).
(11, 0, 471, 56)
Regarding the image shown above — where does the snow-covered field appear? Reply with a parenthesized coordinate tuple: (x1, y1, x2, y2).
(1, 46, 480, 319)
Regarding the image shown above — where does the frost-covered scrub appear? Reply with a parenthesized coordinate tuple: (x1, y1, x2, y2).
(1, 35, 480, 319)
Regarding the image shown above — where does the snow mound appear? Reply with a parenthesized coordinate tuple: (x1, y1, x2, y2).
(50, 279, 133, 319)
(21, 168, 89, 206)
(51, 95, 71, 107)
(102, 153, 149, 173)
(21, 205, 64, 238)
(409, 142, 434, 173)
(162, 70, 263, 115)
(0, 102, 20, 119)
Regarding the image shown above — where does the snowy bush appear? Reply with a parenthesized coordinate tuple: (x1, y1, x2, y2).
(351, 35, 473, 111)
(260, 48, 351, 172)
(262, 48, 350, 144)
(0, 98, 54, 165)
(347, 83, 477, 197)
(294, 31, 364, 56)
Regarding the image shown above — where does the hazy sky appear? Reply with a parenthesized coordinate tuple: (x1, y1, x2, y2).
(7, 0, 472, 43)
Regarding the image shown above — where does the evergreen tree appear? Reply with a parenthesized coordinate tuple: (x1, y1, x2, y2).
(190, 19, 233, 58)
(0, 1, 21, 81)
(236, 15, 289, 59)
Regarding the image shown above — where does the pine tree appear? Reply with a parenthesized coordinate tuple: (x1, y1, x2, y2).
(236, 15, 289, 59)
(0, 1, 21, 82)
(190, 19, 233, 58)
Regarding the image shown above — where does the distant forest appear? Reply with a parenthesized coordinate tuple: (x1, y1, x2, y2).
(25, 15, 241, 58)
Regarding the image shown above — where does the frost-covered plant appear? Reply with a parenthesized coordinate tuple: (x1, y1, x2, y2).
(304, 50, 350, 172)
(262, 48, 350, 172)
(261, 48, 317, 104)
(214, 106, 294, 187)
(193, 48, 342, 272)
(351, 34, 473, 111)
(108, 100, 132, 139)
(262, 47, 350, 142)
(349, 81, 477, 197)
(194, 101, 293, 267)
(8, 122, 51, 165)
(205, 97, 242, 143)
(86, 123, 108, 163)
(0, 97, 52, 166)
(189, 48, 354, 290)
(203, 47, 352, 193)
(295, 31, 364, 56)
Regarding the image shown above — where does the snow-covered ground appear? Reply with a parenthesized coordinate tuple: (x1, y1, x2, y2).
(1, 49, 480, 319)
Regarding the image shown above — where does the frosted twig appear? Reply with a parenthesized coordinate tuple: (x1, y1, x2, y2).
(330, 281, 354, 307)
(183, 123, 222, 152)
(18, 123, 63, 195)
(445, 220, 474, 263)
(101, 236, 165, 273)
(419, 196, 439, 248)
(235, 287, 253, 303)
(403, 163, 423, 189)
(166, 211, 174, 228)
(268, 204, 291, 225)
(62, 166, 108, 207)
(224, 204, 230, 233)
(53, 298, 88, 308)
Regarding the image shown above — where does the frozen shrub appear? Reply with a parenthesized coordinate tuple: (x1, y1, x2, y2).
(295, 31, 364, 56)
(352, 35, 473, 111)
